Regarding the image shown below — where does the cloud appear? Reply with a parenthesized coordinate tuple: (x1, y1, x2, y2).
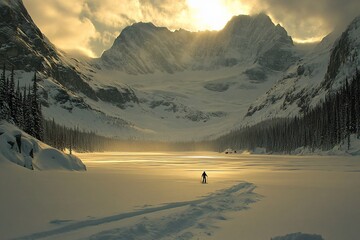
(23, 0, 360, 57)
(23, 0, 98, 57)
(247, 0, 360, 42)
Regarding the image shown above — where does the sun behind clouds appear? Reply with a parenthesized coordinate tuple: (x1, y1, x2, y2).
(187, 0, 246, 31)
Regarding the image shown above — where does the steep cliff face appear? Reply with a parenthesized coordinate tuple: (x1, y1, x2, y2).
(101, 23, 191, 74)
(0, 0, 98, 100)
(242, 15, 360, 125)
(101, 14, 297, 74)
(323, 16, 360, 89)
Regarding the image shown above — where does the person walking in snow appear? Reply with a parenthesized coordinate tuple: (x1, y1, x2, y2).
(201, 171, 208, 184)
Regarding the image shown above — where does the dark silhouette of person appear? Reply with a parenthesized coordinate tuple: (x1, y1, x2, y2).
(201, 171, 208, 184)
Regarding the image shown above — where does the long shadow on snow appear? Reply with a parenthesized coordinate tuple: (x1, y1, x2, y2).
(16, 182, 260, 240)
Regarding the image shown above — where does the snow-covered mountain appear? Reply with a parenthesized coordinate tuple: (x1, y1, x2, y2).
(242, 15, 360, 125)
(1, 0, 359, 140)
(0, 0, 141, 138)
(101, 14, 297, 74)
(0, 0, 96, 99)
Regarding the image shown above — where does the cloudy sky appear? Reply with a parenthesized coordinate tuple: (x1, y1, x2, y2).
(23, 0, 360, 58)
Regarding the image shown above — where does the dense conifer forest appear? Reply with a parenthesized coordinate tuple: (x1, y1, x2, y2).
(0, 65, 43, 140)
(214, 70, 360, 153)
(43, 119, 120, 152)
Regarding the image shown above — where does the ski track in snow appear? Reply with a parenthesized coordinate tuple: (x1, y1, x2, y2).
(16, 182, 259, 240)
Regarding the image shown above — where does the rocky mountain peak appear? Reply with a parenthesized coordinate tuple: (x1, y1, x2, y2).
(0, 0, 99, 99)
(101, 13, 297, 74)
(224, 13, 273, 30)
(0, 0, 54, 70)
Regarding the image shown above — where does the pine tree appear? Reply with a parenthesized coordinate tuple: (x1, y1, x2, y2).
(0, 64, 5, 120)
(8, 67, 16, 123)
(15, 80, 24, 129)
(24, 85, 34, 135)
(30, 72, 43, 140)
(0, 65, 10, 121)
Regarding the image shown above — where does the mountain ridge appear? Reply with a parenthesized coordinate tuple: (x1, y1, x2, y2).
(242, 14, 360, 125)
(100, 13, 297, 74)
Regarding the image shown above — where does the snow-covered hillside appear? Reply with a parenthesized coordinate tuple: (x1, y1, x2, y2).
(243, 15, 360, 125)
(0, 121, 86, 171)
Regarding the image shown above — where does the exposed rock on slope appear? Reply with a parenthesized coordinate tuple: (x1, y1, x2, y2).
(242, 15, 360, 125)
(101, 14, 297, 74)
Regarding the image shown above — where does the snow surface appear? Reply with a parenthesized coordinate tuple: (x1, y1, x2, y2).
(4, 60, 284, 140)
(83, 65, 283, 140)
(1, 152, 359, 240)
(0, 121, 86, 171)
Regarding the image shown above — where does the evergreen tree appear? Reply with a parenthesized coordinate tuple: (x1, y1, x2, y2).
(0, 64, 5, 119)
(30, 72, 43, 140)
(214, 71, 360, 153)
(0, 65, 10, 121)
(24, 85, 34, 135)
(8, 67, 16, 123)
(15, 80, 24, 129)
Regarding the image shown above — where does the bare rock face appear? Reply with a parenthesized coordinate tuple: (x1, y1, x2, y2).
(0, 0, 97, 100)
(243, 15, 360, 125)
(101, 14, 297, 74)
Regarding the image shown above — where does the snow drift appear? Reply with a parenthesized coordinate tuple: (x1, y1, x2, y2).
(0, 121, 86, 171)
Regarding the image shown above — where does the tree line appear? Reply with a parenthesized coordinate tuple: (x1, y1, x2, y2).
(3, 64, 359, 154)
(43, 119, 120, 152)
(214, 69, 360, 153)
(43, 118, 215, 152)
(0, 64, 43, 140)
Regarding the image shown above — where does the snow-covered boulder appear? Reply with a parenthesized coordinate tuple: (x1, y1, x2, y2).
(0, 121, 86, 171)
(224, 148, 237, 154)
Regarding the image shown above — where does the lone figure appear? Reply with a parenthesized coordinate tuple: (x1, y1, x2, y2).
(201, 171, 208, 184)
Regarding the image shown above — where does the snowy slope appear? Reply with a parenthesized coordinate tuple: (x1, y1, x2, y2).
(242, 15, 360, 125)
(0, 121, 86, 171)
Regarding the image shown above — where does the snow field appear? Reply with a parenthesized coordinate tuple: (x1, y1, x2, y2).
(1, 152, 359, 239)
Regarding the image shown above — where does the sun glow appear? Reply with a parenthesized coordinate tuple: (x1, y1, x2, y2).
(293, 37, 324, 44)
(187, 0, 243, 31)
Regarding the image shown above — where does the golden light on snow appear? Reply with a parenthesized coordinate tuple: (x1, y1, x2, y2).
(187, 0, 246, 31)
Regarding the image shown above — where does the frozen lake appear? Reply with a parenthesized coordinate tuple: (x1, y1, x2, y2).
(1, 152, 360, 240)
